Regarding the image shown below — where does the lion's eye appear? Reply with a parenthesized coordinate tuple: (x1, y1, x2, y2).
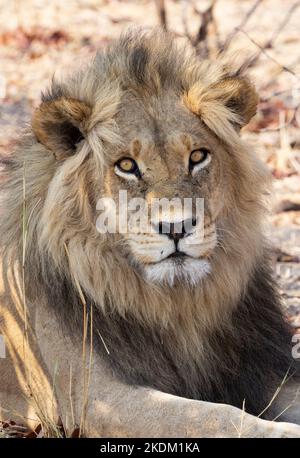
(189, 148, 211, 174)
(117, 158, 137, 172)
(190, 149, 208, 165)
(115, 157, 141, 179)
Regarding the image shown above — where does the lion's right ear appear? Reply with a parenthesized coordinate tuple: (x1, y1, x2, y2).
(32, 97, 91, 161)
(185, 76, 258, 131)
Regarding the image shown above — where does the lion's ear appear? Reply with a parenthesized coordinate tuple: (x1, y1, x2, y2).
(209, 77, 258, 127)
(32, 97, 91, 160)
(186, 77, 258, 129)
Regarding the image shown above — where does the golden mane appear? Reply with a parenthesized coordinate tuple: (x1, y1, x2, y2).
(1, 29, 269, 354)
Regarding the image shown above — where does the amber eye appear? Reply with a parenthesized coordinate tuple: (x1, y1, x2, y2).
(189, 148, 210, 172)
(115, 157, 141, 178)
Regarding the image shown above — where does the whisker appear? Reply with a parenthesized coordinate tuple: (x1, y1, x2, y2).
(216, 239, 228, 255)
(216, 227, 236, 238)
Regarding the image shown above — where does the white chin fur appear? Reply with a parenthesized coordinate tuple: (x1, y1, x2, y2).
(144, 258, 211, 287)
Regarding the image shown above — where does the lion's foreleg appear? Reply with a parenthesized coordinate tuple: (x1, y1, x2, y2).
(33, 304, 300, 438)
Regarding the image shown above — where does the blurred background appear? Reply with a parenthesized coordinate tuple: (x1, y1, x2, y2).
(0, 0, 299, 332)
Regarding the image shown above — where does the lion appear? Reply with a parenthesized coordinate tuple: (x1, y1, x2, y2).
(0, 29, 300, 438)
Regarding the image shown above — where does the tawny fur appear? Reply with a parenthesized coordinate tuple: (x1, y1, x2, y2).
(0, 29, 299, 429)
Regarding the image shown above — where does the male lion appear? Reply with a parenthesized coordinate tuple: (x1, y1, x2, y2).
(0, 30, 300, 437)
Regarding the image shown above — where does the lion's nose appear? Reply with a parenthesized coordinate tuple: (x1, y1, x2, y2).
(153, 218, 196, 243)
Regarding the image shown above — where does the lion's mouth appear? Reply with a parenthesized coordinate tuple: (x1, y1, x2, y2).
(167, 251, 185, 258)
(149, 250, 205, 265)
(143, 254, 211, 286)
(139, 250, 190, 266)
(166, 251, 187, 262)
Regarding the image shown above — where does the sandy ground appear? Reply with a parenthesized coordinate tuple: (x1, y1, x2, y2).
(0, 0, 299, 326)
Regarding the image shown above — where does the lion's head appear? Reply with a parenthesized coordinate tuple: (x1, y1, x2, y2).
(1, 29, 269, 327)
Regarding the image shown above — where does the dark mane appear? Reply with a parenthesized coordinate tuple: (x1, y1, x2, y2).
(31, 250, 298, 418)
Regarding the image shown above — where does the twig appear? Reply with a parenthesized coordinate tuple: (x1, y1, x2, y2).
(261, 55, 300, 92)
(260, 86, 300, 103)
(181, 0, 193, 43)
(222, 0, 263, 51)
(181, 1, 220, 55)
(263, 1, 300, 49)
(155, 0, 167, 30)
(193, 1, 216, 46)
(237, 29, 300, 81)
(259, 107, 299, 132)
(243, 1, 300, 68)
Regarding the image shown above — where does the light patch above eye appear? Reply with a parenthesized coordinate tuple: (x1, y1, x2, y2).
(189, 148, 211, 175)
(115, 157, 141, 180)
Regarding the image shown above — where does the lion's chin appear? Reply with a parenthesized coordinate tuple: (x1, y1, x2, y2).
(143, 257, 211, 287)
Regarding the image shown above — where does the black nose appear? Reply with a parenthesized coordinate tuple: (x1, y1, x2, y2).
(154, 218, 196, 243)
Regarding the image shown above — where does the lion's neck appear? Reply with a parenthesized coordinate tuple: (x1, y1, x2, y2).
(63, 238, 262, 341)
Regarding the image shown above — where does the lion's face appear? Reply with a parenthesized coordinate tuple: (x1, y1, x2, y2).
(100, 94, 226, 285)
(32, 31, 262, 291)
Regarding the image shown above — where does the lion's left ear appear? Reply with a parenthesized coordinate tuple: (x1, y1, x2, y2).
(32, 97, 91, 160)
(186, 77, 258, 129)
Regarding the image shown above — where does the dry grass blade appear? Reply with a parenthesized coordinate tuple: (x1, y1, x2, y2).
(69, 363, 75, 431)
(272, 386, 300, 421)
(63, 242, 93, 437)
(257, 367, 292, 419)
(230, 399, 246, 438)
(97, 329, 110, 355)
(22, 162, 28, 362)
